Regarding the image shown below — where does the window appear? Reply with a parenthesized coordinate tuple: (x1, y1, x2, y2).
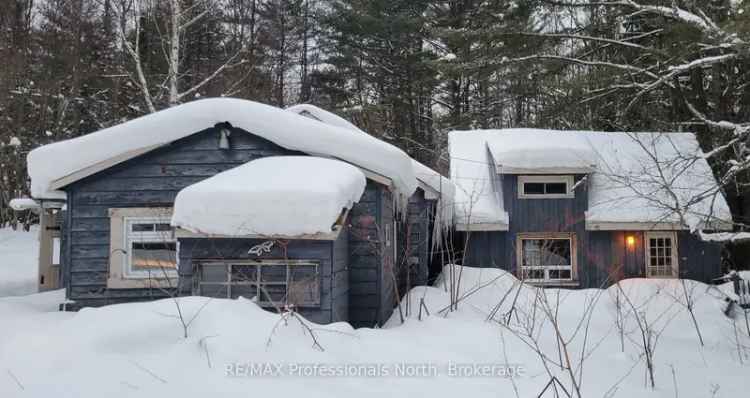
(124, 218, 177, 278)
(517, 233, 576, 283)
(645, 232, 678, 278)
(518, 175, 575, 199)
(108, 208, 176, 289)
(196, 260, 320, 307)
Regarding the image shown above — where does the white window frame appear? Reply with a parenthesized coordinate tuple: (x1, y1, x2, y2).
(107, 207, 177, 289)
(516, 232, 577, 284)
(645, 231, 679, 278)
(517, 175, 575, 199)
(195, 260, 321, 307)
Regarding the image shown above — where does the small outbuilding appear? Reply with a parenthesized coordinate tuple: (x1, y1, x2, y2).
(26, 98, 452, 326)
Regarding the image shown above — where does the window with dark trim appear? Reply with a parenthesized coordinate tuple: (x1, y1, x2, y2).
(196, 260, 320, 306)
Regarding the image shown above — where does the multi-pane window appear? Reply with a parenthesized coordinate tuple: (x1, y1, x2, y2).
(124, 217, 177, 278)
(196, 260, 320, 307)
(645, 232, 678, 278)
(518, 234, 575, 282)
(518, 175, 575, 199)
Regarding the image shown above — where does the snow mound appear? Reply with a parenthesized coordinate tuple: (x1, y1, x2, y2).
(171, 156, 366, 237)
(485, 129, 597, 173)
(1, 266, 748, 397)
(27, 98, 417, 203)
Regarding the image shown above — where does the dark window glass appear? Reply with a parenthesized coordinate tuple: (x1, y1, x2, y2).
(132, 223, 155, 232)
(545, 183, 567, 194)
(523, 183, 545, 195)
(154, 223, 172, 232)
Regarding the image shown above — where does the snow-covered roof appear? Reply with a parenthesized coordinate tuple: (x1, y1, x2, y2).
(171, 156, 366, 237)
(448, 131, 510, 230)
(449, 129, 732, 230)
(286, 104, 365, 133)
(8, 198, 39, 211)
(486, 130, 597, 174)
(287, 103, 457, 230)
(27, 98, 417, 201)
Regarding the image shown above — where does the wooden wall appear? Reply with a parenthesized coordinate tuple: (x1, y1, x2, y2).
(63, 127, 303, 307)
(177, 236, 348, 324)
(461, 174, 723, 288)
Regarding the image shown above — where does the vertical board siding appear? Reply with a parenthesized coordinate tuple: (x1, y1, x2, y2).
(460, 173, 723, 288)
(347, 181, 389, 327)
(64, 127, 302, 307)
(331, 227, 350, 323)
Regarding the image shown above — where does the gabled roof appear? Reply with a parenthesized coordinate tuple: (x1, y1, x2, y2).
(27, 98, 418, 202)
(449, 129, 732, 231)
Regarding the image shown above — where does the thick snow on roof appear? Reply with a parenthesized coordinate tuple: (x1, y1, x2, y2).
(448, 131, 509, 228)
(585, 132, 731, 229)
(486, 129, 597, 173)
(27, 98, 417, 201)
(171, 156, 366, 237)
(286, 104, 365, 133)
(287, 103, 457, 229)
(449, 129, 731, 229)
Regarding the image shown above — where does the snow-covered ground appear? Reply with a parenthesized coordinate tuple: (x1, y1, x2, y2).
(0, 262, 748, 397)
(0, 226, 38, 297)
(1, 229, 748, 397)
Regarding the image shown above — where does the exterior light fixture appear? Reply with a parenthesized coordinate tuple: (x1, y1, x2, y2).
(218, 127, 232, 150)
(626, 235, 636, 249)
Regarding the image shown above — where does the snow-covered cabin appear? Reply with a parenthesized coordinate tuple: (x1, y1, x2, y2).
(26, 98, 450, 326)
(450, 129, 732, 287)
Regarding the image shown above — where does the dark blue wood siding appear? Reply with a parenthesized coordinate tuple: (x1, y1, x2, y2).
(461, 174, 723, 287)
(63, 127, 301, 307)
(347, 181, 399, 327)
(177, 236, 345, 324)
(404, 189, 432, 286)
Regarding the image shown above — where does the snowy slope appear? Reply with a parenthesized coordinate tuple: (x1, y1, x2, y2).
(0, 226, 39, 297)
(27, 98, 417, 203)
(1, 266, 747, 397)
(172, 156, 366, 236)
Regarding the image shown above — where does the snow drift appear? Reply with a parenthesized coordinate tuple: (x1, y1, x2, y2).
(0, 266, 748, 397)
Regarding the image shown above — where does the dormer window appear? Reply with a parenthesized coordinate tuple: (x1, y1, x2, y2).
(518, 175, 575, 199)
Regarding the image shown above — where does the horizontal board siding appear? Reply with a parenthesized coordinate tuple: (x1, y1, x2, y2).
(178, 238, 335, 315)
(65, 128, 300, 307)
